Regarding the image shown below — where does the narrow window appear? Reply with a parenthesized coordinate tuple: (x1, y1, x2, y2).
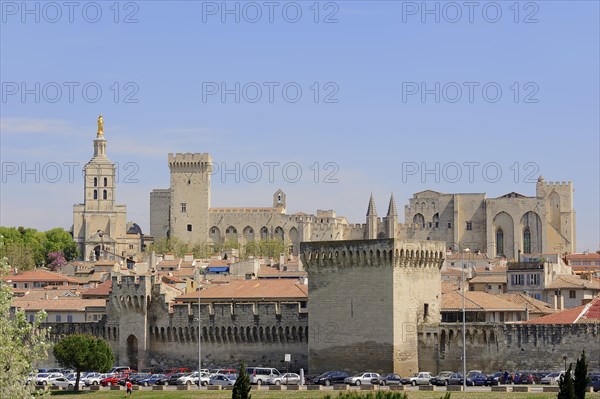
(103, 190, 107, 200)
(187, 224, 192, 232)
(103, 177, 108, 187)
(93, 190, 98, 200)
(93, 177, 98, 187)
(181, 203, 187, 212)
(466, 222, 472, 231)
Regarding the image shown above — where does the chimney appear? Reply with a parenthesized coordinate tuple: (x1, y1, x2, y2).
(164, 253, 175, 261)
(560, 295, 565, 310)
(553, 294, 558, 310)
(184, 253, 194, 262)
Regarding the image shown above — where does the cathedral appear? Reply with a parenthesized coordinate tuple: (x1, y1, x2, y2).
(72, 116, 145, 262)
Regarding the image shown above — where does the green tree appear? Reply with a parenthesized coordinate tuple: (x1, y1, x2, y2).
(558, 363, 576, 399)
(574, 350, 590, 399)
(232, 362, 252, 399)
(0, 235, 49, 398)
(53, 334, 114, 391)
(44, 228, 79, 261)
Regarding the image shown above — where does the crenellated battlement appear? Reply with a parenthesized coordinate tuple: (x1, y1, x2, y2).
(300, 238, 445, 271)
(168, 153, 213, 171)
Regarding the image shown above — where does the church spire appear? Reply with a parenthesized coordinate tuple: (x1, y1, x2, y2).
(93, 114, 108, 159)
(366, 193, 377, 216)
(387, 193, 398, 216)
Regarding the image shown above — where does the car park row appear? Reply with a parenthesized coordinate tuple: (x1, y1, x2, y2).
(26, 367, 600, 392)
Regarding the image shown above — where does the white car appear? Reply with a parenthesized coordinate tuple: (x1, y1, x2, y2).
(50, 376, 85, 390)
(268, 373, 301, 385)
(541, 372, 564, 385)
(209, 373, 237, 386)
(344, 372, 380, 386)
(82, 372, 105, 386)
(35, 373, 64, 386)
(409, 372, 433, 386)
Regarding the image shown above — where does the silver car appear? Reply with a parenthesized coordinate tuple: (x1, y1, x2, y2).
(209, 373, 236, 386)
(268, 373, 301, 385)
(344, 372, 380, 386)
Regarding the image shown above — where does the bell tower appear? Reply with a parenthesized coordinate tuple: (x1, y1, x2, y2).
(84, 114, 116, 212)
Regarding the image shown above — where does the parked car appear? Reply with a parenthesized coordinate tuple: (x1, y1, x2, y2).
(345, 372, 380, 386)
(35, 373, 64, 386)
(51, 376, 85, 391)
(139, 374, 166, 387)
(447, 373, 465, 385)
(313, 371, 349, 386)
(373, 373, 403, 386)
(541, 372, 564, 385)
(108, 366, 132, 374)
(81, 372, 102, 386)
(209, 373, 237, 386)
(100, 374, 127, 387)
(163, 373, 185, 386)
(409, 372, 433, 386)
(177, 372, 201, 385)
(515, 372, 540, 384)
(430, 371, 454, 386)
(485, 372, 503, 386)
(268, 373, 300, 385)
(467, 372, 487, 386)
(245, 367, 281, 385)
(588, 375, 600, 392)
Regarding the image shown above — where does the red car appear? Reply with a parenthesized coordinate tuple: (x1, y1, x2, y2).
(101, 374, 128, 387)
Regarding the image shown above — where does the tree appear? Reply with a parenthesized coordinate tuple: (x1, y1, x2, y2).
(558, 363, 576, 399)
(53, 334, 114, 391)
(0, 234, 49, 398)
(46, 252, 67, 271)
(574, 350, 590, 399)
(232, 362, 252, 399)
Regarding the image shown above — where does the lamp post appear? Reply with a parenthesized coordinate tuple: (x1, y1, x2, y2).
(462, 247, 470, 391)
(198, 288, 202, 378)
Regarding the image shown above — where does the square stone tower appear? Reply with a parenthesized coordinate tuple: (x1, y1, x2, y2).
(168, 153, 213, 245)
(300, 239, 445, 376)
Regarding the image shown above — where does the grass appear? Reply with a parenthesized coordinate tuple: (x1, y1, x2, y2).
(46, 390, 600, 399)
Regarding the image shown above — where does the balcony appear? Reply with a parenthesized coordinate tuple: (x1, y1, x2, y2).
(507, 261, 544, 271)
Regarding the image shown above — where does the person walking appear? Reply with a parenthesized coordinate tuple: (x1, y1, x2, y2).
(125, 379, 133, 398)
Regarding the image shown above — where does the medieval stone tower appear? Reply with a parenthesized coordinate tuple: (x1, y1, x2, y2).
(301, 238, 445, 375)
(167, 153, 213, 244)
(73, 116, 142, 261)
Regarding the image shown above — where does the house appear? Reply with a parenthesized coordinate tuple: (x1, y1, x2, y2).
(496, 292, 556, 320)
(468, 274, 507, 294)
(80, 279, 113, 300)
(506, 254, 572, 301)
(566, 252, 600, 275)
(441, 290, 528, 323)
(11, 297, 107, 323)
(544, 274, 600, 309)
(3, 269, 85, 290)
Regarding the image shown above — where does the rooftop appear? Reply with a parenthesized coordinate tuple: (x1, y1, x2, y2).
(546, 275, 600, 290)
(525, 296, 600, 324)
(176, 279, 308, 302)
(442, 290, 525, 312)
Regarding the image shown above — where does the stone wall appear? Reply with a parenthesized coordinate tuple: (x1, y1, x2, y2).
(418, 322, 600, 374)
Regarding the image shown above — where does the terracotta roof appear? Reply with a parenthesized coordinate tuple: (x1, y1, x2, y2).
(3, 269, 83, 284)
(441, 281, 458, 294)
(496, 293, 556, 315)
(208, 260, 230, 267)
(162, 275, 186, 284)
(566, 253, 600, 261)
(442, 290, 525, 311)
(525, 296, 600, 324)
(160, 269, 196, 278)
(81, 280, 112, 297)
(15, 288, 81, 300)
(473, 265, 507, 273)
(176, 279, 308, 301)
(546, 275, 600, 290)
(11, 298, 107, 311)
(257, 265, 307, 277)
(469, 275, 507, 284)
(94, 260, 119, 266)
(157, 259, 181, 267)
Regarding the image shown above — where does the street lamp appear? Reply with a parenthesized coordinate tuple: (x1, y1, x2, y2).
(198, 288, 202, 379)
(462, 247, 470, 391)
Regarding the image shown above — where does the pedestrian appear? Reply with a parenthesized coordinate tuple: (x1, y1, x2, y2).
(125, 379, 133, 398)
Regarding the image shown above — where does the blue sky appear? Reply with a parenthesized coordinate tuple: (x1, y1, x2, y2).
(1, 1, 598, 252)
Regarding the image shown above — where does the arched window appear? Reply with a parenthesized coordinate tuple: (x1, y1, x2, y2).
(104, 177, 108, 187)
(496, 228, 504, 256)
(103, 190, 107, 200)
(523, 227, 531, 254)
(93, 189, 98, 200)
(413, 213, 425, 228)
(93, 177, 97, 187)
(433, 213, 439, 228)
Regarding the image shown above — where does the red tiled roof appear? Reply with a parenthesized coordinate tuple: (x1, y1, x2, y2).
(3, 269, 83, 284)
(566, 253, 600, 261)
(81, 280, 112, 297)
(546, 275, 600, 290)
(257, 265, 307, 277)
(526, 296, 600, 324)
(176, 279, 308, 301)
(442, 290, 525, 311)
(11, 298, 107, 311)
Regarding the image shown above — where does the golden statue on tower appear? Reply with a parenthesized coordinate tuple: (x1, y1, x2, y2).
(97, 114, 104, 136)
